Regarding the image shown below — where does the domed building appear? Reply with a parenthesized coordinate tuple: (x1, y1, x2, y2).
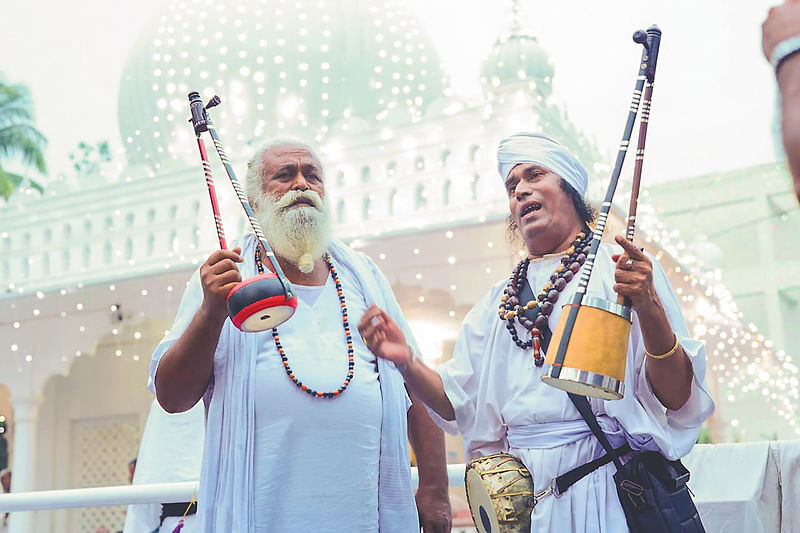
(118, 0, 449, 166)
(0, 1, 798, 532)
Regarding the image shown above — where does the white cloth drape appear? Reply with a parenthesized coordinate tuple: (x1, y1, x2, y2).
(149, 234, 420, 532)
(434, 243, 715, 533)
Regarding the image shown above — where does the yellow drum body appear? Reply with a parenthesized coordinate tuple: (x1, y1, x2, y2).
(465, 453, 535, 533)
(541, 296, 632, 400)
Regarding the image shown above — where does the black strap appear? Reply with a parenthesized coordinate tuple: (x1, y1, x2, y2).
(519, 278, 552, 349)
(520, 277, 629, 495)
(555, 441, 631, 494)
(568, 393, 625, 472)
(159, 501, 197, 525)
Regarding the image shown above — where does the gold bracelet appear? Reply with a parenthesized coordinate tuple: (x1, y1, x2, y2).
(645, 334, 680, 360)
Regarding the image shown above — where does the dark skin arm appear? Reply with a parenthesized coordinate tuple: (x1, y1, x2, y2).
(155, 247, 243, 413)
(612, 236, 694, 411)
(407, 390, 452, 533)
(359, 308, 455, 421)
(763, 0, 800, 201)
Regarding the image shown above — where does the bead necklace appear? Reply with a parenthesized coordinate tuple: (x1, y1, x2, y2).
(256, 247, 354, 399)
(498, 230, 592, 366)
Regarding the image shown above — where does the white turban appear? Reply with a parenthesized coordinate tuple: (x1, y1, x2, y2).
(497, 132, 588, 198)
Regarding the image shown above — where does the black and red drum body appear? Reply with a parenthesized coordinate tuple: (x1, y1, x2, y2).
(227, 272, 297, 331)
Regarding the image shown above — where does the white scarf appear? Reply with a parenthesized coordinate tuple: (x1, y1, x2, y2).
(196, 233, 420, 532)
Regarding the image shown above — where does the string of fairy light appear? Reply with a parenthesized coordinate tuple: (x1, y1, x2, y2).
(1, 0, 798, 441)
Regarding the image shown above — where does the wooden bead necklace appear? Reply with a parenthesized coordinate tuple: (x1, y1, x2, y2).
(498, 230, 592, 366)
(256, 247, 354, 399)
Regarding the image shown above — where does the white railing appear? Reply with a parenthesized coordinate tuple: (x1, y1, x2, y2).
(0, 465, 467, 513)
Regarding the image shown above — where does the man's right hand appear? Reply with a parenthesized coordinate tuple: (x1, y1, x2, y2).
(199, 246, 243, 321)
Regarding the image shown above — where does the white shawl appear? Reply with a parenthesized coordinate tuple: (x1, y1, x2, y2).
(150, 234, 420, 532)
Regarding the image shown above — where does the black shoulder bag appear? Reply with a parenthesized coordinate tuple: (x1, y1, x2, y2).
(569, 393, 706, 533)
(519, 279, 705, 533)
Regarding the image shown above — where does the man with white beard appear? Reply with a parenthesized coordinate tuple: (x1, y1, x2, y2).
(150, 142, 452, 533)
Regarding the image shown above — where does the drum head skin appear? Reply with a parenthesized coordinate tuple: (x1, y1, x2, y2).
(227, 273, 298, 331)
(466, 467, 502, 533)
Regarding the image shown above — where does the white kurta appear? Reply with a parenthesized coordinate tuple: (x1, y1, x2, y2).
(436, 243, 715, 533)
(149, 235, 420, 533)
(251, 276, 382, 532)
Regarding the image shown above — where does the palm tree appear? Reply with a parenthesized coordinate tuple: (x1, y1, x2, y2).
(0, 76, 46, 199)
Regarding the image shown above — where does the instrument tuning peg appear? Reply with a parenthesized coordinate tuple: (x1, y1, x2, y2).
(633, 30, 648, 48)
(206, 95, 221, 109)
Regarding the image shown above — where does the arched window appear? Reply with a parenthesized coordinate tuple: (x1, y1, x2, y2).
(170, 230, 179, 253)
(42, 252, 50, 275)
(105, 216, 114, 231)
(362, 196, 372, 220)
(104, 241, 113, 264)
(126, 213, 135, 227)
(147, 234, 155, 256)
(82, 245, 91, 268)
(440, 148, 451, 167)
(336, 170, 345, 187)
(170, 205, 178, 220)
(21, 257, 29, 279)
(361, 166, 371, 183)
(443, 180, 451, 206)
(471, 174, 480, 201)
(63, 224, 72, 240)
(414, 156, 424, 171)
(43, 229, 52, 243)
(192, 225, 200, 249)
(125, 237, 134, 261)
(415, 184, 427, 210)
(387, 160, 397, 177)
(147, 209, 156, 224)
(62, 249, 70, 271)
(469, 144, 480, 162)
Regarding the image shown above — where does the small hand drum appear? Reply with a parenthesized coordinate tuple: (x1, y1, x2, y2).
(227, 272, 298, 331)
(465, 453, 535, 533)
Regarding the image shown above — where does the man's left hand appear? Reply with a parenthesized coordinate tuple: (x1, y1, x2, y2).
(612, 235, 659, 312)
(415, 484, 452, 533)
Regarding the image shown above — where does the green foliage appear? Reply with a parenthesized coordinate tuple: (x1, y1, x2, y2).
(68, 140, 112, 178)
(0, 76, 47, 199)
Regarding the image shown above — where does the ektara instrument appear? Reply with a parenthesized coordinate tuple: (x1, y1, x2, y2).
(188, 92, 297, 331)
(541, 25, 662, 400)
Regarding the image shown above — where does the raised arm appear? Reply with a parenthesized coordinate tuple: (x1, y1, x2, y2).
(358, 306, 456, 421)
(155, 247, 243, 413)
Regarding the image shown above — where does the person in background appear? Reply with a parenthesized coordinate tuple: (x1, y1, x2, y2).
(763, 0, 800, 202)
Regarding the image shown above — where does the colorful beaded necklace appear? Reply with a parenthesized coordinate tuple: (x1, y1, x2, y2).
(256, 247, 354, 399)
(498, 229, 592, 366)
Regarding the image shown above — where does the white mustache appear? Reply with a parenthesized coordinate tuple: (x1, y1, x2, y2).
(273, 189, 324, 212)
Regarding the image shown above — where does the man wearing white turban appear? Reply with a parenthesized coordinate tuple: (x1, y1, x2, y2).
(359, 133, 714, 532)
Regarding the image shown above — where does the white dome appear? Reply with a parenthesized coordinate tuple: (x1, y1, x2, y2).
(118, 0, 450, 165)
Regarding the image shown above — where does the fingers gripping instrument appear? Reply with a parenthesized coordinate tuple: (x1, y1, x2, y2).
(541, 26, 662, 400)
(188, 92, 297, 331)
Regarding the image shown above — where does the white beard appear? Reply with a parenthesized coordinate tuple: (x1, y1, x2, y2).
(254, 189, 332, 274)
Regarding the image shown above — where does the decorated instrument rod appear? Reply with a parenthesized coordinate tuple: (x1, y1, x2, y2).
(549, 25, 662, 377)
(191, 102, 227, 250)
(187, 91, 294, 300)
(624, 28, 660, 243)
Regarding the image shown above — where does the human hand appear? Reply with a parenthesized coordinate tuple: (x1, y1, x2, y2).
(358, 305, 412, 367)
(612, 235, 659, 312)
(199, 247, 243, 321)
(416, 484, 452, 533)
(763, 0, 800, 60)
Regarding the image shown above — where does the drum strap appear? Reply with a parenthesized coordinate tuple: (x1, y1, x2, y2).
(521, 279, 630, 496)
(553, 394, 630, 495)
